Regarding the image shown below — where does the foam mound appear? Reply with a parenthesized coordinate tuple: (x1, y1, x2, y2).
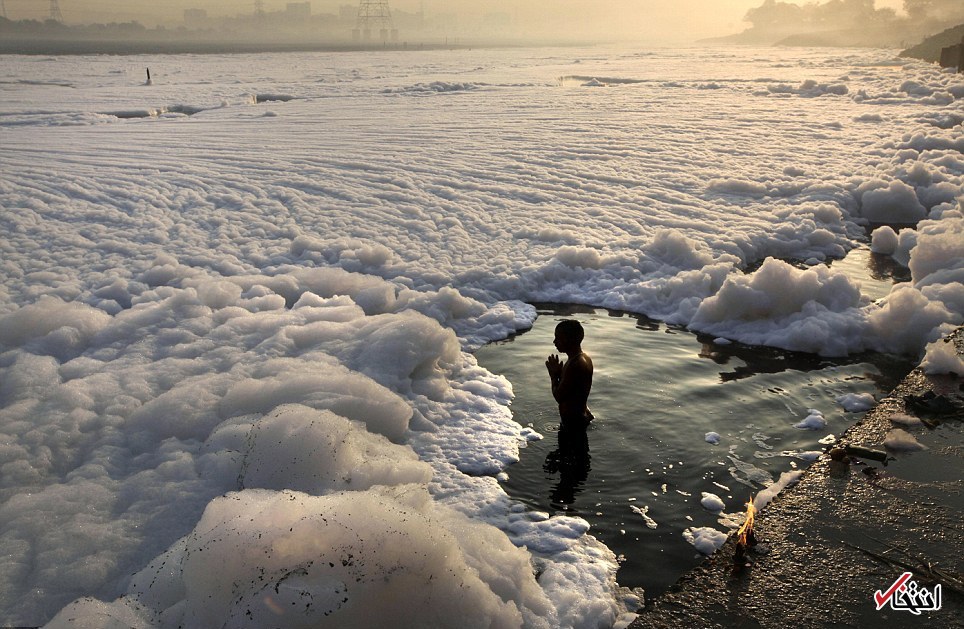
(47, 486, 556, 629)
(690, 258, 865, 356)
(920, 336, 964, 376)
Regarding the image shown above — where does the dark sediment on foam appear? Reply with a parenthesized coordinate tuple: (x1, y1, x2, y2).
(103, 105, 208, 119)
(255, 94, 295, 103)
(632, 327, 964, 628)
(103, 98, 293, 120)
(559, 75, 648, 85)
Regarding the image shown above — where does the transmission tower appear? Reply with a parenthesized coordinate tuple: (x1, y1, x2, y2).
(49, 0, 63, 22)
(1, 1, 7, 20)
(354, 1, 397, 42)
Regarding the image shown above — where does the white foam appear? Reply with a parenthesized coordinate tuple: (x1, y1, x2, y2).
(700, 492, 726, 512)
(727, 454, 774, 488)
(236, 405, 432, 493)
(383, 81, 484, 94)
(836, 393, 876, 412)
(889, 412, 923, 427)
(870, 226, 899, 255)
(1, 47, 962, 627)
(794, 409, 827, 430)
(630, 504, 658, 529)
(682, 527, 728, 555)
(883, 428, 927, 452)
(0, 296, 111, 359)
(858, 180, 927, 223)
(867, 284, 959, 355)
(52, 486, 557, 629)
(690, 258, 867, 357)
(766, 80, 848, 98)
(753, 470, 804, 512)
(920, 335, 964, 375)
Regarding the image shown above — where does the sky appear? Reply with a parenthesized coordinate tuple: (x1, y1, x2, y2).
(2, 1, 910, 42)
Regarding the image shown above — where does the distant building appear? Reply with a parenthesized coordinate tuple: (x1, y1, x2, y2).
(286, 2, 311, 19)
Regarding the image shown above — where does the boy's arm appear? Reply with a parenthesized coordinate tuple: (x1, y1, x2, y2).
(546, 355, 563, 402)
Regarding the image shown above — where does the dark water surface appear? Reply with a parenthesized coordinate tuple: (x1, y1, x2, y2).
(475, 303, 913, 598)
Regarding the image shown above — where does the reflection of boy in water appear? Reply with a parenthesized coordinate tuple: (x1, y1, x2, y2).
(544, 319, 592, 507)
(545, 320, 594, 429)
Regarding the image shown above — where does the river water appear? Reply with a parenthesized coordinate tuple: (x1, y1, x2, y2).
(476, 247, 915, 597)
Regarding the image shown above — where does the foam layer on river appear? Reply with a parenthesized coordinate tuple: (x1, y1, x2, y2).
(0, 46, 961, 627)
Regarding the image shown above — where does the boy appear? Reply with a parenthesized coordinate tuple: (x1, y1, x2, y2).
(545, 319, 594, 429)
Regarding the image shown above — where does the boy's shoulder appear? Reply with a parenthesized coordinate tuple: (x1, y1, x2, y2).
(572, 352, 593, 368)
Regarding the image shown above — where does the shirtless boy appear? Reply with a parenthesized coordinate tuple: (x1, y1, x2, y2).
(545, 319, 594, 429)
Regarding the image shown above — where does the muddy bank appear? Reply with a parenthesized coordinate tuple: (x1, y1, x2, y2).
(632, 329, 963, 628)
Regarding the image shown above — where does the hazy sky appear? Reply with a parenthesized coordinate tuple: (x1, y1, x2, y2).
(4, 1, 909, 42)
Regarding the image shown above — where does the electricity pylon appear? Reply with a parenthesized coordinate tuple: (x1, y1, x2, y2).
(354, 1, 396, 42)
(49, 0, 63, 22)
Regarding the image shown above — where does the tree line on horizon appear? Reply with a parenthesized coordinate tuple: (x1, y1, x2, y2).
(705, 0, 963, 48)
(742, 0, 964, 36)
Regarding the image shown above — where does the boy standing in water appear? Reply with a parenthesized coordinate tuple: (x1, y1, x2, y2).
(545, 319, 594, 429)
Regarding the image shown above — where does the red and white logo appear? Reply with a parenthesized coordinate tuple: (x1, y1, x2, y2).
(874, 572, 942, 615)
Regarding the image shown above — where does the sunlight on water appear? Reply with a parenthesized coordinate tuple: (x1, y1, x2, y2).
(825, 245, 911, 302)
(476, 303, 913, 596)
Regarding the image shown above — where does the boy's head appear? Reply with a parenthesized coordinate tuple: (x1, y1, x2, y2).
(553, 319, 584, 352)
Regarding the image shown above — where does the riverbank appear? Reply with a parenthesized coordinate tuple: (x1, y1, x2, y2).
(632, 328, 963, 628)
